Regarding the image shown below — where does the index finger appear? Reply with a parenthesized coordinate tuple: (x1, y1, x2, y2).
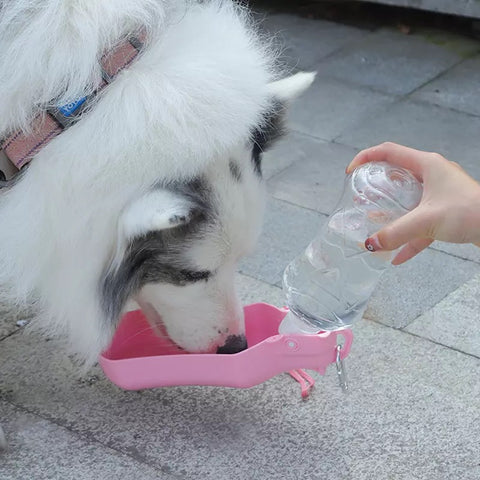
(346, 142, 426, 178)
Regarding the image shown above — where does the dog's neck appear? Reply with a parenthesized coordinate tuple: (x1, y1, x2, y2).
(0, 29, 147, 181)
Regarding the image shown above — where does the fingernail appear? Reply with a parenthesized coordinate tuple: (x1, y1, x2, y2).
(365, 235, 382, 252)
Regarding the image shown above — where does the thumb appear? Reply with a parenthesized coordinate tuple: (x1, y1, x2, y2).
(365, 207, 435, 252)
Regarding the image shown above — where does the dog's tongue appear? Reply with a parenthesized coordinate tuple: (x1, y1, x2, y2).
(106, 309, 187, 360)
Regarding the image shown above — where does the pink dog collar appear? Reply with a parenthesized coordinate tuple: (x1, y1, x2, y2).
(0, 30, 147, 174)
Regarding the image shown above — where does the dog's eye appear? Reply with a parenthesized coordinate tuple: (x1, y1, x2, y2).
(179, 269, 211, 282)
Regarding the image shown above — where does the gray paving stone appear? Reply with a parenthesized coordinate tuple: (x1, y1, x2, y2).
(236, 272, 285, 307)
(262, 131, 323, 180)
(405, 274, 480, 358)
(366, 247, 480, 328)
(239, 197, 326, 285)
(261, 131, 304, 180)
(0, 312, 18, 340)
(257, 13, 368, 70)
(411, 55, 480, 116)
(288, 76, 395, 141)
(268, 140, 359, 214)
(0, 289, 479, 480)
(0, 401, 172, 480)
(319, 29, 479, 96)
(338, 100, 480, 179)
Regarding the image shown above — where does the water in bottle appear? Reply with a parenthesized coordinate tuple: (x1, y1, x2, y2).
(279, 161, 423, 334)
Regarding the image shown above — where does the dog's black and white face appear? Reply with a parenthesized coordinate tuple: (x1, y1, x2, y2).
(102, 103, 291, 354)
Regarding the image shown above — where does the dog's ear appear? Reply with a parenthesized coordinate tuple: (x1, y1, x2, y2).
(251, 72, 315, 175)
(120, 189, 197, 241)
(267, 72, 316, 102)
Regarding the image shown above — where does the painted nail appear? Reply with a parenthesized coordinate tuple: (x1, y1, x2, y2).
(365, 235, 382, 252)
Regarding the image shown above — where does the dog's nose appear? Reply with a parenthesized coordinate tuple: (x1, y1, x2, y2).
(216, 334, 248, 354)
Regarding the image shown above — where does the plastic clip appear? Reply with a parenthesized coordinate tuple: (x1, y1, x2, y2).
(289, 369, 315, 399)
(335, 344, 348, 393)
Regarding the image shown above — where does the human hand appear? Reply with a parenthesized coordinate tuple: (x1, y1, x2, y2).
(346, 142, 480, 265)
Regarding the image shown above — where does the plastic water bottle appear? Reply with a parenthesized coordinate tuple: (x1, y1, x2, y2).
(279, 161, 423, 334)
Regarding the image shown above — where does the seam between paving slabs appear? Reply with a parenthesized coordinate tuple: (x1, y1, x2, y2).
(264, 194, 331, 218)
(404, 47, 480, 99)
(238, 270, 279, 286)
(289, 128, 331, 144)
(400, 327, 480, 361)
(314, 72, 405, 101)
(407, 95, 480, 119)
(363, 314, 480, 361)
(0, 398, 185, 480)
(264, 133, 331, 181)
(330, 97, 404, 144)
(428, 245, 480, 265)
(0, 327, 20, 343)
(402, 94, 480, 120)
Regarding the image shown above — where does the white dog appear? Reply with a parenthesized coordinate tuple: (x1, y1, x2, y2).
(0, 0, 313, 371)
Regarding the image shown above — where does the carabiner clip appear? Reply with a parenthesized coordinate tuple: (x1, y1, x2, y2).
(335, 344, 349, 393)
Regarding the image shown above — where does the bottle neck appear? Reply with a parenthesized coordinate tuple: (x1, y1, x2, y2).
(278, 310, 321, 335)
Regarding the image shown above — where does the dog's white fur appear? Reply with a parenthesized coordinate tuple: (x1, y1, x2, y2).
(0, 0, 314, 365)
